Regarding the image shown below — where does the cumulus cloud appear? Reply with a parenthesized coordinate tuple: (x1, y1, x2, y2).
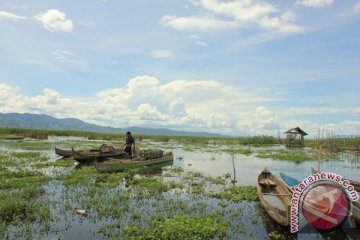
(2, 76, 359, 136)
(150, 49, 174, 58)
(254, 106, 279, 130)
(34, 9, 73, 32)
(0, 11, 26, 20)
(0, 76, 278, 135)
(161, 0, 305, 34)
(296, 0, 334, 8)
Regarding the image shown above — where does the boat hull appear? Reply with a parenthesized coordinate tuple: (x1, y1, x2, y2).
(95, 154, 173, 172)
(55, 147, 73, 158)
(257, 169, 292, 226)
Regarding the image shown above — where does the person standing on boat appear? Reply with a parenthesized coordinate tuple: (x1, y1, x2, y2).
(123, 131, 135, 156)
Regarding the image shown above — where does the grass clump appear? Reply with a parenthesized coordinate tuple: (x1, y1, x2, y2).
(123, 214, 227, 240)
(130, 177, 169, 194)
(170, 166, 184, 174)
(224, 148, 252, 156)
(208, 185, 258, 202)
(256, 149, 313, 161)
(0, 169, 49, 189)
(205, 176, 226, 185)
(60, 165, 98, 186)
(0, 187, 51, 238)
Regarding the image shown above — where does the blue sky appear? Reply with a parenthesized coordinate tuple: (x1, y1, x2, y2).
(0, 0, 360, 136)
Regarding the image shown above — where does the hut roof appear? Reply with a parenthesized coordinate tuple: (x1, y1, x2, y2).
(284, 127, 308, 136)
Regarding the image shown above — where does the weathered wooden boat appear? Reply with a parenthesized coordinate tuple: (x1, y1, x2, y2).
(311, 167, 360, 192)
(279, 172, 300, 192)
(257, 169, 292, 226)
(72, 149, 99, 164)
(5, 136, 24, 140)
(72, 148, 128, 164)
(55, 147, 73, 158)
(351, 201, 360, 226)
(95, 153, 173, 173)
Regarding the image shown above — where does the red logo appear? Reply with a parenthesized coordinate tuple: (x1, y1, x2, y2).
(301, 182, 350, 230)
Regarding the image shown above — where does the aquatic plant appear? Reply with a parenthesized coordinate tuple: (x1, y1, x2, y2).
(122, 214, 227, 240)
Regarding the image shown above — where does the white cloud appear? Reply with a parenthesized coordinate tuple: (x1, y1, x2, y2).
(2, 76, 359, 136)
(296, 0, 334, 8)
(0, 11, 26, 20)
(189, 35, 208, 46)
(34, 9, 73, 32)
(161, 0, 305, 34)
(0, 76, 277, 135)
(254, 106, 279, 130)
(150, 49, 174, 58)
(49, 50, 86, 67)
(160, 15, 237, 31)
(354, 1, 360, 14)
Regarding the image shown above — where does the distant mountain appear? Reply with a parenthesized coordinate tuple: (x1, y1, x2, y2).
(0, 113, 223, 137)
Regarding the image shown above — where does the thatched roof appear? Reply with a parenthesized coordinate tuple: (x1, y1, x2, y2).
(284, 127, 308, 136)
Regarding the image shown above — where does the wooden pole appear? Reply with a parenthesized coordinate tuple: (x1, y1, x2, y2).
(317, 143, 323, 172)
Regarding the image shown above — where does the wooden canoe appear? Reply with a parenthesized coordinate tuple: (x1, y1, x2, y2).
(257, 169, 292, 226)
(72, 148, 99, 164)
(95, 153, 173, 173)
(55, 147, 73, 158)
(311, 167, 360, 192)
(72, 148, 128, 164)
(5, 136, 24, 140)
(351, 201, 360, 226)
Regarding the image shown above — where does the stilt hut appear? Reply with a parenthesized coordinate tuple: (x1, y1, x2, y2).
(284, 127, 307, 147)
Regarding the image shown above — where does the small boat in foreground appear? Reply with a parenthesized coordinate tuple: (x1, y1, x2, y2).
(55, 147, 73, 158)
(95, 153, 173, 173)
(351, 201, 360, 226)
(257, 169, 292, 226)
(311, 167, 360, 192)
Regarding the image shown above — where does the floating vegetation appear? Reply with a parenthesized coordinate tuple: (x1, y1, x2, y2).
(170, 166, 184, 174)
(224, 148, 252, 156)
(122, 214, 227, 240)
(256, 149, 314, 161)
(208, 186, 258, 202)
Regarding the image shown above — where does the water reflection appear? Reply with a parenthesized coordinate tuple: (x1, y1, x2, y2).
(173, 147, 360, 186)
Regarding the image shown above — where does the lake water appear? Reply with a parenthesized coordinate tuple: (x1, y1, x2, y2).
(1, 138, 359, 239)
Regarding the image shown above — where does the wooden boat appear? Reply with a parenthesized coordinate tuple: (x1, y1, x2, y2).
(279, 172, 300, 192)
(55, 147, 73, 158)
(257, 169, 292, 226)
(351, 201, 360, 226)
(5, 136, 24, 140)
(95, 153, 173, 173)
(72, 148, 99, 164)
(311, 167, 360, 192)
(72, 148, 128, 164)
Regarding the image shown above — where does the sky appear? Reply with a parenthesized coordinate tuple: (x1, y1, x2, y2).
(0, 0, 360, 136)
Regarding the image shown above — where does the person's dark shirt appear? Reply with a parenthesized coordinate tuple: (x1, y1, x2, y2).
(126, 136, 135, 145)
